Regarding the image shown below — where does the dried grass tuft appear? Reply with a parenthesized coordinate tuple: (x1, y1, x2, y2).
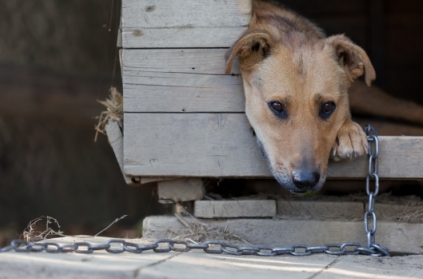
(167, 207, 251, 245)
(170, 222, 252, 245)
(94, 87, 123, 142)
(22, 216, 65, 242)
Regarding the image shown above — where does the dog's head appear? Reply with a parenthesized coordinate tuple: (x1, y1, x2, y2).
(226, 30, 375, 193)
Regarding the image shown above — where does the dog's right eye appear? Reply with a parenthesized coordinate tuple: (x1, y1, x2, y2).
(269, 101, 288, 118)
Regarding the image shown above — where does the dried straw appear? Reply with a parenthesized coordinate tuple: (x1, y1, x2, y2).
(22, 216, 65, 242)
(94, 87, 123, 142)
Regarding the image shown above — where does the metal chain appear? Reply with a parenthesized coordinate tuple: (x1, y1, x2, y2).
(0, 125, 390, 257)
(0, 238, 386, 256)
(363, 125, 390, 257)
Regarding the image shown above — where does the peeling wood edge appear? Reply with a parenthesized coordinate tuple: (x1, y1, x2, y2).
(105, 120, 135, 185)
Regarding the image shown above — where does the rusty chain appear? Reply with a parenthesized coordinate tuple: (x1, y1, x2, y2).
(0, 125, 390, 257)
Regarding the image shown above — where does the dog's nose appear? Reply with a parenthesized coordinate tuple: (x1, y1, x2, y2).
(292, 170, 320, 190)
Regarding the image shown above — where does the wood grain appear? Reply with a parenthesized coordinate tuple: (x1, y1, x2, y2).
(105, 120, 133, 185)
(122, 49, 244, 113)
(121, 27, 248, 48)
(123, 113, 423, 179)
(194, 200, 276, 218)
(121, 0, 251, 48)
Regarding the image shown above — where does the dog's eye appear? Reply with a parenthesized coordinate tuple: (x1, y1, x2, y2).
(320, 101, 336, 119)
(271, 102, 283, 112)
(269, 101, 288, 118)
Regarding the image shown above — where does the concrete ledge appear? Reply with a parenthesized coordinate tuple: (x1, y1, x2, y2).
(2, 236, 423, 278)
(143, 216, 423, 254)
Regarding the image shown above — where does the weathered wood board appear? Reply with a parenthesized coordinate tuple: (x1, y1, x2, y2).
(124, 113, 423, 179)
(122, 49, 243, 113)
(124, 113, 270, 177)
(105, 120, 133, 185)
(121, 0, 251, 48)
(158, 178, 204, 203)
(277, 201, 363, 220)
(195, 200, 276, 218)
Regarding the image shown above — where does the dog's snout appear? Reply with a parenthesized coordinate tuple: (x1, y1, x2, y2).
(292, 170, 320, 191)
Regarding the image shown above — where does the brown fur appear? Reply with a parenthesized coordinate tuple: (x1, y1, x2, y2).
(226, 0, 376, 193)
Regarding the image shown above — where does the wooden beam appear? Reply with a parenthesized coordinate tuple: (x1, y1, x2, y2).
(121, 27, 249, 48)
(157, 179, 204, 203)
(195, 200, 276, 218)
(121, 0, 251, 48)
(121, 49, 241, 74)
(105, 120, 133, 185)
(121, 49, 244, 113)
(123, 113, 423, 179)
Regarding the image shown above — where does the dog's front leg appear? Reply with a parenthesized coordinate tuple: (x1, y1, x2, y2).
(331, 119, 368, 161)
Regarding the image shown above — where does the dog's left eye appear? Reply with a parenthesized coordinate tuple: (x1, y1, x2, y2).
(320, 102, 336, 119)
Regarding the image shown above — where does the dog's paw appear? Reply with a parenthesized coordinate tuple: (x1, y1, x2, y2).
(331, 120, 368, 161)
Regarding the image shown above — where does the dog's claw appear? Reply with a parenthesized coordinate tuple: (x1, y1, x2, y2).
(331, 120, 368, 161)
(363, 145, 368, 154)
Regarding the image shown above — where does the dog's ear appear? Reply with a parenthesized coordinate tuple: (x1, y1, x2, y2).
(326, 35, 376, 86)
(225, 30, 274, 75)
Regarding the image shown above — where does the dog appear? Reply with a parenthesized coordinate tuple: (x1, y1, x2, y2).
(225, 0, 423, 193)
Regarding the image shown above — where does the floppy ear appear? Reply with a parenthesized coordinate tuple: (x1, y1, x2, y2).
(225, 30, 274, 75)
(326, 35, 376, 86)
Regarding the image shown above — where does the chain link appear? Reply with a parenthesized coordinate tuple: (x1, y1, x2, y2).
(363, 125, 390, 257)
(0, 125, 390, 257)
(0, 238, 389, 256)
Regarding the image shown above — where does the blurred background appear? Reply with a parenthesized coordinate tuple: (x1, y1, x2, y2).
(0, 0, 169, 245)
(0, 0, 422, 245)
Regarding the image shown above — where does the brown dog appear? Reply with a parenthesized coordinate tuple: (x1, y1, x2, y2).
(225, 0, 376, 193)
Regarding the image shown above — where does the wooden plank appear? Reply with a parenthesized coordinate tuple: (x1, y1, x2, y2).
(158, 179, 204, 203)
(143, 216, 423, 254)
(105, 120, 133, 185)
(277, 201, 363, 220)
(124, 113, 423, 179)
(121, 27, 249, 48)
(121, 49, 241, 74)
(140, 177, 174, 185)
(122, 49, 243, 113)
(122, 73, 243, 113)
(124, 113, 270, 177)
(194, 200, 276, 218)
(122, 0, 251, 28)
(123, 82, 244, 113)
(121, 0, 251, 48)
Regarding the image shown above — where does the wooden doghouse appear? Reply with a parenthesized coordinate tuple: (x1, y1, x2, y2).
(107, 0, 423, 253)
